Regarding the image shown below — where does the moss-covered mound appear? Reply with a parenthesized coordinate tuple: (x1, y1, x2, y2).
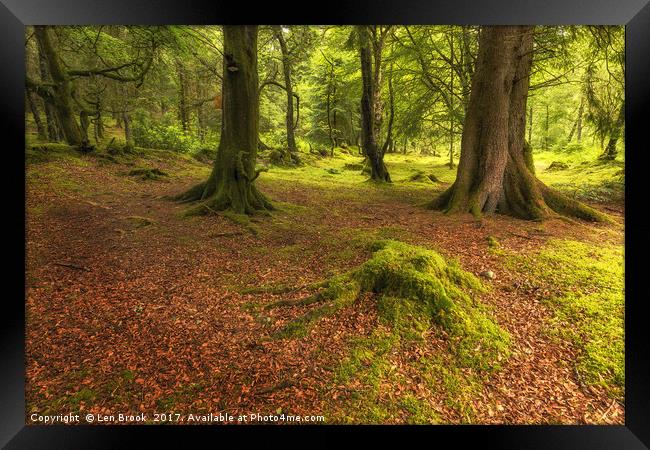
(408, 170, 439, 183)
(266, 240, 510, 371)
(128, 167, 169, 180)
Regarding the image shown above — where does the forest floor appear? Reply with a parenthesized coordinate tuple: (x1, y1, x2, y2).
(25, 143, 625, 424)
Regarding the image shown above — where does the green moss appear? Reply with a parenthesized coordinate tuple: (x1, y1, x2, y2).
(127, 167, 169, 180)
(25, 143, 80, 164)
(487, 236, 500, 248)
(507, 238, 624, 399)
(418, 355, 481, 422)
(272, 240, 509, 370)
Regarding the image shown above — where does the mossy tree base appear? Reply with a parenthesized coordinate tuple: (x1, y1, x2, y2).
(176, 174, 273, 216)
(264, 240, 510, 371)
(428, 173, 609, 223)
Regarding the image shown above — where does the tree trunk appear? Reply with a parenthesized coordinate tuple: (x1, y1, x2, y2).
(358, 26, 391, 182)
(123, 112, 133, 147)
(567, 98, 583, 143)
(600, 101, 624, 160)
(274, 27, 297, 154)
(26, 91, 47, 140)
(381, 62, 395, 156)
(326, 75, 335, 155)
(177, 26, 272, 215)
(33, 26, 84, 146)
(576, 100, 583, 142)
(448, 36, 455, 169)
(36, 33, 62, 141)
(544, 103, 549, 150)
(177, 59, 189, 133)
(429, 26, 606, 222)
(528, 104, 533, 144)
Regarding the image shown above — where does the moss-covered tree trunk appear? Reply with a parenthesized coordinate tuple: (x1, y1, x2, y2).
(26, 91, 47, 140)
(177, 26, 272, 215)
(36, 38, 62, 142)
(358, 26, 391, 182)
(429, 26, 606, 222)
(33, 26, 84, 147)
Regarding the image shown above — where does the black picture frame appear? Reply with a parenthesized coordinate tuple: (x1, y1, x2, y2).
(2, 0, 648, 447)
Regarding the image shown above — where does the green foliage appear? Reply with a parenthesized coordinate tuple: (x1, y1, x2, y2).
(132, 109, 218, 153)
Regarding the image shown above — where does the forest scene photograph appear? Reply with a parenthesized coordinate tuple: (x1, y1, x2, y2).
(24, 24, 624, 425)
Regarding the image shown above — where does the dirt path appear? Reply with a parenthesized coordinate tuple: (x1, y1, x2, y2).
(25, 156, 624, 424)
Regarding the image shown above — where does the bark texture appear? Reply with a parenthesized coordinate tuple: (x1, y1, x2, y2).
(429, 26, 607, 222)
(177, 26, 272, 215)
(358, 26, 391, 182)
(33, 26, 84, 146)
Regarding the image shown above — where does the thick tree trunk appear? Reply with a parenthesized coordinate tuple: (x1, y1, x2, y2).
(429, 26, 606, 222)
(358, 26, 391, 182)
(274, 27, 297, 154)
(600, 101, 624, 160)
(177, 26, 272, 215)
(26, 92, 47, 140)
(36, 33, 62, 141)
(33, 26, 84, 146)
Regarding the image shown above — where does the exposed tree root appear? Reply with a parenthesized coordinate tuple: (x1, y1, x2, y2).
(266, 240, 510, 371)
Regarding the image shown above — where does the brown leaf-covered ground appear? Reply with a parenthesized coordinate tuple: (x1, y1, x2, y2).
(25, 150, 624, 424)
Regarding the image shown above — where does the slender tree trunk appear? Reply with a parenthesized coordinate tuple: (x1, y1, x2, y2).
(600, 101, 624, 160)
(26, 92, 47, 140)
(177, 59, 189, 133)
(273, 27, 297, 154)
(177, 26, 272, 215)
(123, 112, 133, 147)
(576, 100, 583, 142)
(79, 111, 90, 142)
(528, 104, 533, 144)
(544, 103, 549, 150)
(325, 63, 336, 155)
(448, 34, 455, 169)
(567, 98, 583, 143)
(381, 62, 395, 156)
(358, 26, 391, 182)
(429, 26, 606, 222)
(33, 26, 84, 146)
